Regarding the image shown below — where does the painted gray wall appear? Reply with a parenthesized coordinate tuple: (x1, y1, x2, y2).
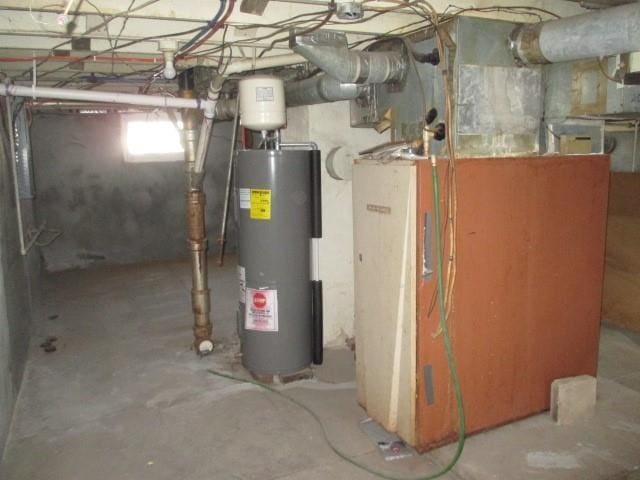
(0, 106, 41, 458)
(31, 114, 236, 271)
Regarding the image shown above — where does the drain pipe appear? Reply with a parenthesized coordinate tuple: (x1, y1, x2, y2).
(222, 53, 306, 75)
(179, 69, 214, 355)
(290, 30, 406, 84)
(510, 2, 640, 64)
(0, 83, 201, 109)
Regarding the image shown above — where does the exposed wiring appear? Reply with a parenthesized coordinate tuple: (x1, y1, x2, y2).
(188, 11, 330, 58)
(191, 1, 428, 61)
(433, 17, 459, 334)
(85, 0, 116, 50)
(430, 6, 465, 477)
(177, 0, 228, 56)
(22, 24, 207, 81)
(113, 0, 138, 50)
(16, 1, 564, 97)
(232, 9, 332, 31)
(217, 25, 234, 75)
(257, 1, 336, 58)
(15, 0, 163, 80)
(442, 4, 560, 20)
(598, 57, 624, 84)
(29, 0, 63, 25)
(179, 0, 236, 58)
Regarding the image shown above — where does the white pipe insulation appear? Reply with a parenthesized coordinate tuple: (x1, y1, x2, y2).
(0, 83, 202, 110)
(223, 53, 306, 75)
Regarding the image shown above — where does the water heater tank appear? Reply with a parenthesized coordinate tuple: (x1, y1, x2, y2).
(239, 75, 286, 131)
(236, 149, 315, 377)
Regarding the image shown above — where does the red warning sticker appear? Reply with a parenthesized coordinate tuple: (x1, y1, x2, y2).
(245, 288, 278, 332)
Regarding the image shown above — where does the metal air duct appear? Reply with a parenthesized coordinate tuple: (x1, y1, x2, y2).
(510, 3, 640, 64)
(290, 30, 406, 84)
(213, 73, 366, 120)
(285, 73, 365, 107)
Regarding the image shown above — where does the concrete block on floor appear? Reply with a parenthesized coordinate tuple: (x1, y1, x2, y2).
(550, 375, 597, 425)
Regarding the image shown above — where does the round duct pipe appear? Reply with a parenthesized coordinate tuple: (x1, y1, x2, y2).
(509, 2, 640, 64)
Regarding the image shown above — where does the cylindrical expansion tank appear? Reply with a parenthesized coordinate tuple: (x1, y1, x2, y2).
(238, 75, 286, 131)
(236, 149, 312, 376)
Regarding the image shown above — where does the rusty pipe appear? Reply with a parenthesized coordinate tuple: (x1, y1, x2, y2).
(187, 190, 213, 354)
(180, 69, 213, 355)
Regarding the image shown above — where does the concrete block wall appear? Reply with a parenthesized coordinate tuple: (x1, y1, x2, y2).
(31, 114, 235, 271)
(0, 105, 41, 458)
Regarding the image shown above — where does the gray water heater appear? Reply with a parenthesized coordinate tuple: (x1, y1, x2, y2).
(236, 148, 322, 377)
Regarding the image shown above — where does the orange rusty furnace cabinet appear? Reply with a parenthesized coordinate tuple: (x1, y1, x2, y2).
(352, 155, 609, 452)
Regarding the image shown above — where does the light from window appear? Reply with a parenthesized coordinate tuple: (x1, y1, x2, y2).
(123, 115, 184, 162)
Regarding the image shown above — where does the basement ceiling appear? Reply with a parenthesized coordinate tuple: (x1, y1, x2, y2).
(0, 0, 591, 91)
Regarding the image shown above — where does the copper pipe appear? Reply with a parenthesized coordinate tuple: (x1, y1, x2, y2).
(180, 76, 213, 355)
(187, 191, 212, 353)
(218, 97, 240, 267)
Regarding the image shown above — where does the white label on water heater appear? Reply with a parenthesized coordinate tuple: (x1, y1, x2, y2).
(238, 266, 246, 303)
(256, 86, 274, 102)
(239, 188, 250, 209)
(245, 288, 278, 332)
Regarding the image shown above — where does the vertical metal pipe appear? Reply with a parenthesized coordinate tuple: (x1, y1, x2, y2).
(187, 190, 213, 354)
(179, 70, 213, 355)
(633, 120, 639, 173)
(310, 149, 323, 365)
(4, 95, 27, 255)
(218, 97, 240, 266)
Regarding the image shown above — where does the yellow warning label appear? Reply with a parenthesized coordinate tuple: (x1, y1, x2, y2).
(250, 189, 271, 220)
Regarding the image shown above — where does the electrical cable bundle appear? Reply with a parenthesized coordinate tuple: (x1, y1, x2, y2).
(177, 0, 236, 58)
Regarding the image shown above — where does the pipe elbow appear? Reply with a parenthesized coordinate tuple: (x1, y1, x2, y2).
(290, 29, 406, 85)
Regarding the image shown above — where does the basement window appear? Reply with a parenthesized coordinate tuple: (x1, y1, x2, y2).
(122, 113, 184, 162)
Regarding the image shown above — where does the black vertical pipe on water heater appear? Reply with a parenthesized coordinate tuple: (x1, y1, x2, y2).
(311, 281, 323, 364)
(310, 150, 322, 238)
(310, 149, 323, 365)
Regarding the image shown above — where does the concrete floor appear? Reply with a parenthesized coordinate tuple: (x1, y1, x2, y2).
(1, 258, 639, 480)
